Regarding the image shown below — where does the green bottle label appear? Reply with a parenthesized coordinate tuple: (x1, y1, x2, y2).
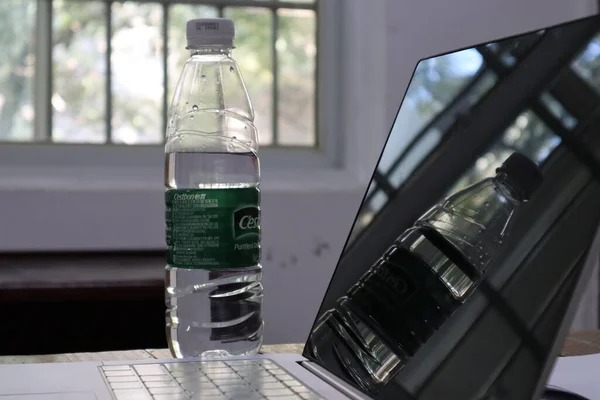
(165, 188, 260, 269)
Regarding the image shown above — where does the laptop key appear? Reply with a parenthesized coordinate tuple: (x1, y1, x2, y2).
(112, 389, 152, 400)
(186, 387, 223, 397)
(141, 375, 174, 382)
(244, 375, 279, 383)
(259, 388, 295, 397)
(258, 382, 287, 390)
(299, 394, 325, 400)
(211, 377, 249, 386)
(134, 364, 168, 376)
(104, 370, 136, 377)
(171, 371, 206, 379)
(291, 385, 311, 394)
(182, 382, 221, 393)
(153, 395, 191, 400)
(103, 365, 133, 371)
(283, 380, 304, 387)
(205, 369, 240, 378)
(222, 387, 258, 396)
(229, 393, 265, 400)
(144, 380, 180, 388)
(237, 370, 274, 381)
(110, 382, 144, 390)
(149, 387, 186, 395)
(165, 362, 200, 372)
(226, 360, 258, 366)
(269, 369, 288, 376)
(177, 377, 213, 386)
(107, 376, 140, 383)
(262, 397, 302, 400)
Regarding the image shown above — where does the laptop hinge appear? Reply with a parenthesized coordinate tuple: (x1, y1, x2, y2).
(299, 360, 373, 400)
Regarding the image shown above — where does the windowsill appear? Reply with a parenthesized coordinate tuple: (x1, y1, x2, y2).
(0, 253, 164, 293)
(0, 143, 367, 192)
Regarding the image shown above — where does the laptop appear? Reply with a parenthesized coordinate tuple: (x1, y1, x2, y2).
(2, 13, 600, 400)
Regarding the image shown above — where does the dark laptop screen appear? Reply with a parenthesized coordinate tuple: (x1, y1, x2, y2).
(303, 14, 600, 400)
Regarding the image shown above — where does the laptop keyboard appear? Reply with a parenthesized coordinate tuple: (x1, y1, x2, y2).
(100, 359, 326, 400)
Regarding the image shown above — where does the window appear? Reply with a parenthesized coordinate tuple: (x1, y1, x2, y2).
(0, 0, 36, 142)
(0, 0, 317, 147)
(0, 0, 384, 252)
(572, 32, 600, 94)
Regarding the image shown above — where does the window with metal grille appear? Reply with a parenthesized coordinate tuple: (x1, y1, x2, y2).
(0, 0, 317, 147)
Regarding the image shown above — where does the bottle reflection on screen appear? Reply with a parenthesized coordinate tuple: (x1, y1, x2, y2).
(307, 153, 543, 396)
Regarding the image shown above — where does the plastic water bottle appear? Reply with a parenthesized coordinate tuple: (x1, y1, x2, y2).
(308, 153, 543, 394)
(165, 18, 262, 358)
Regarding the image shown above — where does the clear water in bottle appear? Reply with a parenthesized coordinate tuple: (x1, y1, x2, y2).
(165, 18, 263, 358)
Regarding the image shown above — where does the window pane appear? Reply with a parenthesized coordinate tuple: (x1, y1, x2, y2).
(111, 1, 163, 144)
(445, 110, 561, 197)
(501, 111, 561, 164)
(167, 4, 218, 105)
(225, 7, 273, 146)
(539, 92, 577, 130)
(378, 49, 484, 173)
(53, 0, 106, 143)
(0, 0, 36, 141)
(572, 33, 600, 93)
(349, 190, 388, 243)
(377, 72, 497, 189)
(388, 127, 442, 188)
(277, 8, 316, 146)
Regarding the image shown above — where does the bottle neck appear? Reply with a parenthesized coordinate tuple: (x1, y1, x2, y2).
(495, 173, 523, 203)
(189, 46, 233, 57)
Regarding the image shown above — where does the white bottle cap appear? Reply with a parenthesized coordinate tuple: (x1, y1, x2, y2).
(186, 18, 235, 48)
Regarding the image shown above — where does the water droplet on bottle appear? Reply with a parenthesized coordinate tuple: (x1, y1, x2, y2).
(200, 74, 206, 81)
(484, 202, 490, 207)
(229, 66, 235, 72)
(232, 136, 237, 141)
(192, 105, 199, 112)
(189, 115, 194, 120)
(185, 102, 189, 105)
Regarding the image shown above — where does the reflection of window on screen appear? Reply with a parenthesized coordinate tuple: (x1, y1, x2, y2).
(0, 0, 317, 148)
(572, 33, 600, 94)
(377, 49, 485, 173)
(350, 27, 600, 244)
(444, 110, 563, 198)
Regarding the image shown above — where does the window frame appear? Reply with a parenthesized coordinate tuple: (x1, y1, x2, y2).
(0, 0, 388, 251)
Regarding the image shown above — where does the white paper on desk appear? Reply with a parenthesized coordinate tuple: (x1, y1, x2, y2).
(547, 354, 600, 399)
